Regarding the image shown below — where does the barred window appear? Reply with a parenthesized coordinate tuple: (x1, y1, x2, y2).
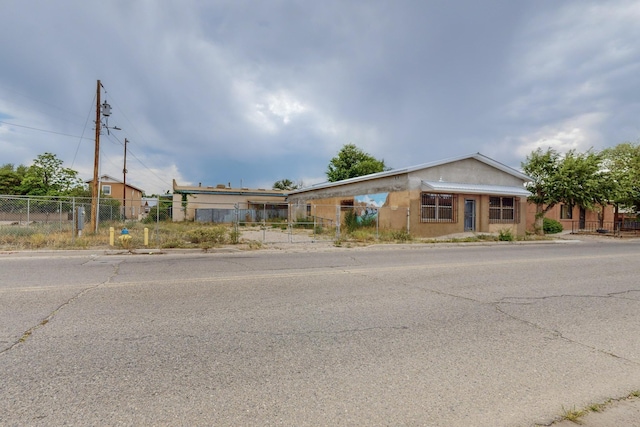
(560, 204, 572, 220)
(489, 196, 519, 223)
(421, 193, 457, 222)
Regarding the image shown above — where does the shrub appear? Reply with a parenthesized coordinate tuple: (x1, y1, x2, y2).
(543, 218, 563, 234)
(29, 233, 48, 248)
(350, 229, 376, 242)
(344, 209, 358, 233)
(229, 229, 241, 244)
(294, 216, 323, 230)
(498, 228, 514, 241)
(186, 226, 228, 244)
(161, 239, 186, 249)
(391, 230, 412, 242)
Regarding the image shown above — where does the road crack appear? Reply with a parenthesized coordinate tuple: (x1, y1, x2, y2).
(0, 260, 122, 355)
(494, 293, 640, 366)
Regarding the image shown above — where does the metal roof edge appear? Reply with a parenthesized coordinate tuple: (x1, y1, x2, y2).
(422, 180, 531, 196)
(288, 153, 531, 195)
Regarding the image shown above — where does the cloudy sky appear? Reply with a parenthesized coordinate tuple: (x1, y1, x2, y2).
(1, 1, 639, 195)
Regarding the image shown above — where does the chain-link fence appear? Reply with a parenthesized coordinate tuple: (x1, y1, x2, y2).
(191, 201, 334, 243)
(0, 195, 171, 246)
(0, 195, 412, 247)
(0, 195, 170, 228)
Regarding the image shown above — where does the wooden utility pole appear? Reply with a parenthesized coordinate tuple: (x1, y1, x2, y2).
(123, 138, 128, 219)
(91, 80, 101, 233)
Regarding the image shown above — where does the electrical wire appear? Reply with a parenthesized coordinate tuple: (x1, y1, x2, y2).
(0, 120, 93, 140)
(71, 93, 97, 168)
(1, 83, 173, 194)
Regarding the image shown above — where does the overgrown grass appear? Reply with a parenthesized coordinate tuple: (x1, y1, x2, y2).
(557, 391, 640, 424)
(561, 405, 586, 423)
(0, 220, 550, 251)
(0, 221, 245, 251)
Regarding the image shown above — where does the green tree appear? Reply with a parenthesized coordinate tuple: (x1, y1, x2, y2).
(272, 179, 300, 191)
(326, 143, 389, 182)
(601, 142, 640, 215)
(20, 152, 85, 196)
(0, 163, 28, 194)
(522, 148, 607, 234)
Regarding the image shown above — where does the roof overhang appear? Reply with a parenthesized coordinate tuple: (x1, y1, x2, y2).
(287, 152, 531, 195)
(422, 180, 531, 197)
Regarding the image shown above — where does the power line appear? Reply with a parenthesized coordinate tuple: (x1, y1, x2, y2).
(71, 93, 98, 169)
(0, 120, 93, 140)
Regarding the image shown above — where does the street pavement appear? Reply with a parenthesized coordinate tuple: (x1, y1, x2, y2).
(1, 237, 640, 426)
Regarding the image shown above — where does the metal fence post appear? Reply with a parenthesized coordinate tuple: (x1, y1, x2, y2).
(336, 205, 341, 240)
(72, 197, 76, 243)
(155, 196, 160, 245)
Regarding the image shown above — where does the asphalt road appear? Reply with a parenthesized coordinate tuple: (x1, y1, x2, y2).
(1, 239, 640, 426)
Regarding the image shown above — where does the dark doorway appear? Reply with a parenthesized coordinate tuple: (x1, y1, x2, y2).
(464, 199, 476, 232)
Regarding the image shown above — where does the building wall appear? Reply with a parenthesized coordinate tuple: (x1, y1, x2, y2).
(290, 188, 528, 238)
(287, 159, 529, 238)
(407, 190, 527, 238)
(409, 158, 527, 187)
(525, 202, 616, 232)
(172, 192, 287, 222)
(100, 182, 143, 219)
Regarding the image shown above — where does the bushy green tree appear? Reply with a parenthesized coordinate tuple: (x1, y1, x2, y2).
(272, 179, 300, 190)
(20, 152, 85, 196)
(601, 142, 640, 214)
(0, 163, 28, 194)
(522, 148, 609, 234)
(326, 144, 389, 182)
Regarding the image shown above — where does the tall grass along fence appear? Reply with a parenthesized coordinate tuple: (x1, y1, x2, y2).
(0, 195, 169, 248)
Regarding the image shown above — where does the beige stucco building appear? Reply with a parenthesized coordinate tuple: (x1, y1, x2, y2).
(286, 153, 532, 238)
(172, 180, 287, 223)
(86, 174, 145, 220)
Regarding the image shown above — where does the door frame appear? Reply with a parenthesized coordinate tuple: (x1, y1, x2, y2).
(464, 199, 476, 232)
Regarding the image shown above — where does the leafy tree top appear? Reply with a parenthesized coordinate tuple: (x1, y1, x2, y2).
(273, 179, 300, 191)
(20, 152, 85, 197)
(523, 147, 608, 211)
(601, 142, 640, 210)
(0, 163, 28, 195)
(326, 143, 389, 182)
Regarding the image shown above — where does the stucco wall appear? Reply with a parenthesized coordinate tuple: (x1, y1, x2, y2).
(409, 158, 527, 187)
(525, 203, 616, 233)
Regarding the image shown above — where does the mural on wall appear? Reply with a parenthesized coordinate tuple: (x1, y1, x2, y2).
(354, 193, 389, 223)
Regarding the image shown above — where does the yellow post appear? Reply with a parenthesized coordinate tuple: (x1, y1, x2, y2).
(109, 227, 115, 246)
(144, 227, 149, 246)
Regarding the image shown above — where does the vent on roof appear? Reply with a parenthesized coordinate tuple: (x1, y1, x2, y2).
(216, 184, 226, 189)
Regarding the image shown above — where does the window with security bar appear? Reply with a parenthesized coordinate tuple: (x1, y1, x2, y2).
(421, 193, 457, 222)
(489, 196, 519, 223)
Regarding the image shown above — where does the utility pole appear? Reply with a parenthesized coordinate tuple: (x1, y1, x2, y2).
(123, 138, 128, 219)
(91, 80, 101, 233)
